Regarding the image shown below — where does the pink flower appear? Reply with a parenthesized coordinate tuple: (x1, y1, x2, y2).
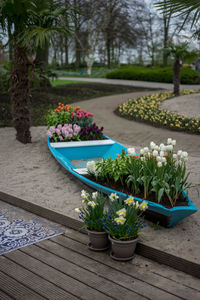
(71, 112, 75, 119)
(47, 130, 53, 138)
(50, 126, 56, 133)
(57, 124, 62, 130)
(59, 136, 64, 141)
(55, 129, 61, 135)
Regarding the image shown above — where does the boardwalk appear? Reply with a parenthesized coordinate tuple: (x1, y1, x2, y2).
(1, 228, 200, 300)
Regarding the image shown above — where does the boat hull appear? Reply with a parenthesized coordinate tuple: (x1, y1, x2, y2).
(48, 137, 198, 227)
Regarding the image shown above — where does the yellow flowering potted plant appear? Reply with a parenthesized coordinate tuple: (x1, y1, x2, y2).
(102, 193, 148, 261)
(75, 190, 109, 251)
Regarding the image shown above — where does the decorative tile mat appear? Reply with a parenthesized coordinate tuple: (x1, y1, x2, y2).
(0, 201, 65, 255)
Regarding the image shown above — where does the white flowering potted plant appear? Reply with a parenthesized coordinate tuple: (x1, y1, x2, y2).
(75, 190, 109, 251)
(102, 193, 148, 261)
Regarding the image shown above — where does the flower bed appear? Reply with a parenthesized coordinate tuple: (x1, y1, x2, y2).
(46, 103, 104, 142)
(117, 90, 200, 134)
(86, 138, 192, 209)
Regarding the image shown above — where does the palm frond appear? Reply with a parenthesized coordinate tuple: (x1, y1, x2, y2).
(155, 0, 200, 26)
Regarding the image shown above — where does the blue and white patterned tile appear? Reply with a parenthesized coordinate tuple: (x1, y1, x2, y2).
(0, 201, 66, 255)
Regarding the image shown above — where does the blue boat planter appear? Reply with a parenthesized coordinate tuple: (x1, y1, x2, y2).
(48, 137, 198, 227)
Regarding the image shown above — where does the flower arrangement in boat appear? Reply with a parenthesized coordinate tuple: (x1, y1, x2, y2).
(103, 194, 148, 240)
(86, 138, 192, 208)
(46, 103, 104, 141)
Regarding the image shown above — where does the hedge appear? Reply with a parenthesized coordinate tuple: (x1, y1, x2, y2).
(106, 66, 200, 84)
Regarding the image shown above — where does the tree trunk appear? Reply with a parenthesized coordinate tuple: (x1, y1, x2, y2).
(8, 21, 13, 61)
(106, 38, 111, 68)
(173, 59, 181, 96)
(10, 45, 31, 143)
(65, 37, 69, 66)
(36, 42, 49, 67)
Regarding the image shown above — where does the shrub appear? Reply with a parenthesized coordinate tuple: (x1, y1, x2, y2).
(106, 65, 200, 84)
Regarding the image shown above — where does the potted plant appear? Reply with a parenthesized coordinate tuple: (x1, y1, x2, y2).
(75, 190, 109, 251)
(102, 194, 148, 261)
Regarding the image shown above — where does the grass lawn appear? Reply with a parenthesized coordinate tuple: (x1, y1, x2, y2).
(50, 80, 90, 86)
(0, 82, 154, 127)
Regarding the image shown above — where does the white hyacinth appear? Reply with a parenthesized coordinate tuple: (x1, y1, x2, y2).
(167, 138, 173, 144)
(143, 147, 149, 153)
(152, 150, 158, 157)
(140, 148, 145, 155)
(150, 141, 156, 149)
(156, 156, 162, 162)
(128, 147, 136, 157)
(86, 160, 96, 174)
(171, 139, 176, 146)
(177, 150, 182, 156)
(166, 144, 173, 151)
(160, 150, 164, 157)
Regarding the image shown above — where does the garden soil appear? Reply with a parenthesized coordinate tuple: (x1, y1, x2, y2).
(0, 91, 199, 265)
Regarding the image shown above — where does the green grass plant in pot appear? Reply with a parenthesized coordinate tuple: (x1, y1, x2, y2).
(102, 194, 148, 261)
(75, 190, 109, 251)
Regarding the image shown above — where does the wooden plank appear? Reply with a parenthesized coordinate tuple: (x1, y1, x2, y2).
(0, 289, 14, 300)
(136, 243, 200, 279)
(5, 250, 115, 300)
(51, 234, 200, 300)
(0, 191, 83, 231)
(0, 256, 76, 300)
(38, 239, 183, 300)
(0, 270, 46, 300)
(50, 139, 114, 148)
(1, 190, 200, 279)
(7, 248, 142, 300)
(63, 230, 200, 292)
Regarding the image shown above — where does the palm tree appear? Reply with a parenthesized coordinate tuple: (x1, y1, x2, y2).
(0, 0, 70, 143)
(167, 42, 198, 96)
(155, 0, 200, 27)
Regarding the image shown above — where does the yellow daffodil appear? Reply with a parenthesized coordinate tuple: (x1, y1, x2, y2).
(114, 216, 126, 225)
(116, 208, 126, 217)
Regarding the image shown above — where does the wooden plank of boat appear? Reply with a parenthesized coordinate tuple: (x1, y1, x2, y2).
(50, 139, 115, 148)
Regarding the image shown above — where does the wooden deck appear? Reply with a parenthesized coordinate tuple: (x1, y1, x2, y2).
(0, 228, 200, 300)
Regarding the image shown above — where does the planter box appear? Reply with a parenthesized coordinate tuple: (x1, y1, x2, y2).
(48, 137, 198, 227)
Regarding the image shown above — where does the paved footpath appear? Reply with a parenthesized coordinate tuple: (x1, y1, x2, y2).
(59, 76, 200, 90)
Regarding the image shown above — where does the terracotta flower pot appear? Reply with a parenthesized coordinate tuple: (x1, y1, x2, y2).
(87, 229, 109, 251)
(109, 235, 139, 261)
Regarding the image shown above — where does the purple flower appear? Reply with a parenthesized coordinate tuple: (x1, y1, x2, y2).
(47, 130, 53, 138)
(59, 136, 64, 141)
(55, 129, 61, 135)
(57, 124, 62, 130)
(49, 126, 56, 133)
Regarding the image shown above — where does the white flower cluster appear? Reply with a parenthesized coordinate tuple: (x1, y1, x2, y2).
(127, 147, 136, 157)
(174, 150, 188, 163)
(86, 161, 101, 177)
(109, 193, 119, 202)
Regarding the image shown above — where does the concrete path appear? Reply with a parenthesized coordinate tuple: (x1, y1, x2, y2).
(58, 76, 200, 90)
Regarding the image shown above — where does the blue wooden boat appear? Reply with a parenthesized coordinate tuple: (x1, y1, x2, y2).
(48, 137, 198, 227)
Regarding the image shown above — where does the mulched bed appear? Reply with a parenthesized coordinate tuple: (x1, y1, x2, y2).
(0, 83, 154, 127)
(84, 174, 188, 209)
